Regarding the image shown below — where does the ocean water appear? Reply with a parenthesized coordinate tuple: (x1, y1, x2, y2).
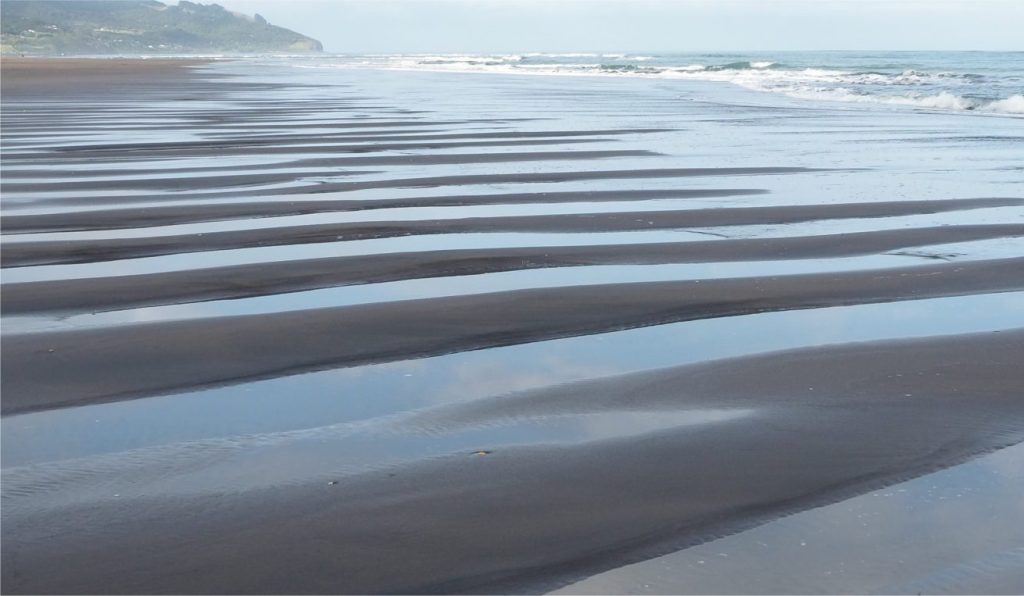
(291, 51, 1024, 115)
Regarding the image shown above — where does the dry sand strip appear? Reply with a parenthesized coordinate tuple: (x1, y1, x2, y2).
(207, 118, 540, 130)
(0, 127, 487, 149)
(0, 107, 426, 126)
(13, 129, 597, 156)
(3, 135, 611, 160)
(3, 330, 1023, 594)
(0, 117, 552, 137)
(0, 121, 450, 136)
(0, 118, 485, 136)
(1, 189, 759, 234)
(0, 57, 211, 98)
(4, 129, 442, 142)
(5, 224, 1022, 316)
(181, 105, 431, 119)
(3, 257, 1022, 415)
(1, 128, 673, 161)
(45, 128, 673, 153)
(2, 100, 410, 115)
(0, 170, 379, 193)
(185, 118, 528, 133)
(4, 78, 324, 103)
(3, 197, 1017, 267)
(6, 165, 828, 208)
(0, 138, 611, 171)
(0, 150, 658, 192)
(0, 150, 659, 180)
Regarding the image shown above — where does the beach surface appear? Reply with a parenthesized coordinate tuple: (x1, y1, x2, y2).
(2, 57, 1023, 594)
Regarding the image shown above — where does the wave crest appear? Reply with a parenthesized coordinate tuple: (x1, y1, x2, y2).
(985, 94, 1024, 114)
(706, 60, 782, 71)
(779, 88, 1024, 114)
(302, 53, 1021, 117)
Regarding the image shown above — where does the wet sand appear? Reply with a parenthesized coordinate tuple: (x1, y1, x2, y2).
(1, 189, 763, 233)
(4, 165, 827, 208)
(3, 58, 1023, 594)
(4, 330, 1024, 594)
(5, 198, 1020, 267)
(0, 150, 659, 181)
(4, 224, 1023, 316)
(4, 256, 1023, 414)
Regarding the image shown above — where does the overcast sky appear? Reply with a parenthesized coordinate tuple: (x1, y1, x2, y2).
(215, 0, 1024, 53)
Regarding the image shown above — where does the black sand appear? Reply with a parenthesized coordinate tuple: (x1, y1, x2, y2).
(0, 189, 765, 233)
(3, 257, 1022, 414)
(4, 330, 1023, 594)
(5, 198, 1018, 267)
(3, 224, 1022, 315)
(9, 165, 831, 206)
(4, 57, 1023, 596)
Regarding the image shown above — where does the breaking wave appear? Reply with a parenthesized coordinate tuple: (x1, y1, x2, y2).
(301, 53, 1024, 116)
(777, 89, 1024, 114)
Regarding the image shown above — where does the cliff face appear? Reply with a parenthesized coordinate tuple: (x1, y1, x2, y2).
(1, 0, 323, 55)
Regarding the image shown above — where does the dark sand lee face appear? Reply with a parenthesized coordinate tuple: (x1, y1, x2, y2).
(2, 59, 1024, 594)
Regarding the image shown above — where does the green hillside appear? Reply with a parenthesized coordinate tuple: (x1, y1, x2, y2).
(1, 0, 323, 55)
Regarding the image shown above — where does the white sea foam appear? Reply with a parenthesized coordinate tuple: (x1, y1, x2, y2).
(766, 87, 1024, 114)
(984, 94, 1024, 114)
(778, 87, 967, 109)
(523, 52, 600, 58)
(299, 53, 1023, 116)
(671, 64, 708, 72)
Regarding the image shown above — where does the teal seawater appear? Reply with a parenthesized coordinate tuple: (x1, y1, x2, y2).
(308, 51, 1023, 114)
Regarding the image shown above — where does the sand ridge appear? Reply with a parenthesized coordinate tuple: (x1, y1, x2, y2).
(2, 56, 1023, 594)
